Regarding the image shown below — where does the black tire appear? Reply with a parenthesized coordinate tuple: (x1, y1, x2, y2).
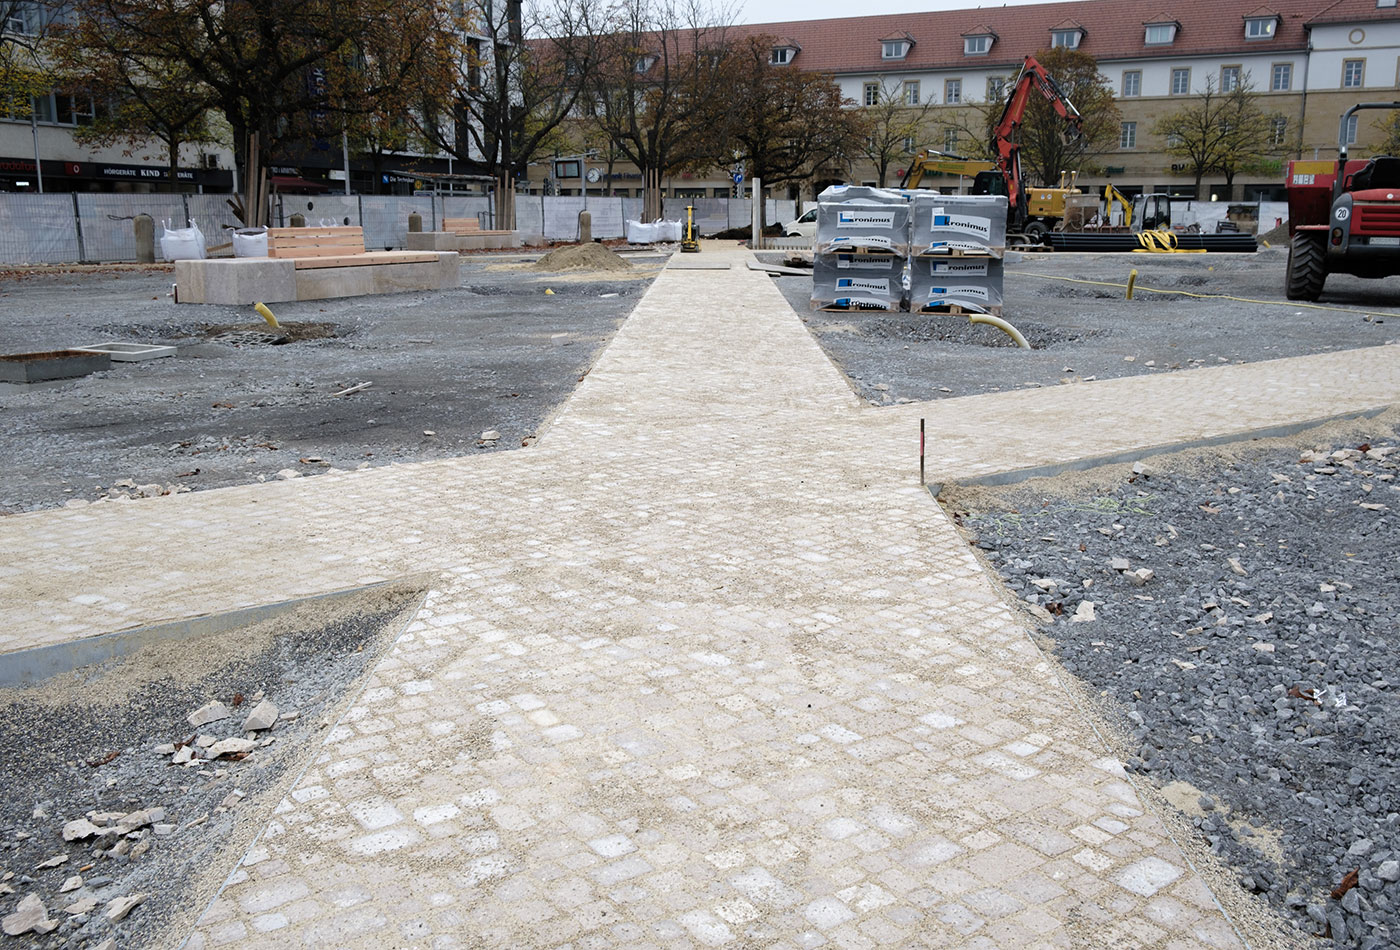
(1286, 232, 1326, 301)
(1023, 221, 1049, 244)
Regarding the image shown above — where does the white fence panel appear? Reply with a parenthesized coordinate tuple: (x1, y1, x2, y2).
(585, 198, 627, 239)
(438, 196, 492, 230)
(359, 195, 432, 249)
(543, 197, 586, 240)
(0, 195, 80, 264)
(514, 196, 544, 237)
(187, 194, 249, 251)
(76, 194, 185, 262)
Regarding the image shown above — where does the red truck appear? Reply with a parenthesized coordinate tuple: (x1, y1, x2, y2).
(1286, 102, 1400, 300)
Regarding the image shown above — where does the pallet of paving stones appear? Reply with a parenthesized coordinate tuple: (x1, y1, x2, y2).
(914, 302, 1004, 316)
(910, 244, 1006, 260)
(812, 298, 902, 312)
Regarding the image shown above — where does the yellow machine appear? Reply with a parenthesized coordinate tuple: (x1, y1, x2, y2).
(900, 150, 996, 190)
(1103, 183, 1134, 229)
(681, 204, 699, 252)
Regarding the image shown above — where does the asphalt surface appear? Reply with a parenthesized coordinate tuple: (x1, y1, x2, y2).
(770, 246, 1400, 406)
(0, 257, 660, 513)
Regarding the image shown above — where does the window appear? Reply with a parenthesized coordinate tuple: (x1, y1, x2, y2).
(944, 79, 961, 104)
(634, 55, 656, 74)
(904, 81, 920, 105)
(1166, 131, 1183, 147)
(1271, 116, 1288, 146)
(1271, 62, 1292, 90)
(1344, 59, 1364, 88)
(1120, 121, 1137, 149)
(1345, 113, 1358, 144)
(1245, 17, 1276, 39)
(1221, 66, 1241, 92)
(1122, 70, 1141, 97)
(903, 135, 916, 153)
(1051, 29, 1082, 49)
(944, 129, 959, 152)
(882, 40, 909, 59)
(1145, 23, 1176, 45)
(964, 35, 992, 55)
(4, 2, 39, 34)
(1171, 68, 1190, 95)
(863, 82, 879, 106)
(987, 77, 1006, 100)
(771, 47, 793, 65)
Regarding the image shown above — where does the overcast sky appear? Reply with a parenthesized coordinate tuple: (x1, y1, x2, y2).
(735, 0, 1056, 27)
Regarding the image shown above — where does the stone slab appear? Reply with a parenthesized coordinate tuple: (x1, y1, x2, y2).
(176, 253, 458, 304)
(404, 232, 459, 252)
(175, 257, 297, 305)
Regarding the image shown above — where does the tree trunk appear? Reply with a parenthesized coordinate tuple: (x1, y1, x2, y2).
(166, 136, 180, 192)
(494, 172, 515, 230)
(1194, 171, 1205, 202)
(642, 167, 662, 221)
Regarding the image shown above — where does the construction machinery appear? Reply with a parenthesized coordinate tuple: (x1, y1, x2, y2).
(901, 56, 1086, 244)
(1286, 102, 1400, 300)
(899, 151, 996, 191)
(681, 204, 700, 252)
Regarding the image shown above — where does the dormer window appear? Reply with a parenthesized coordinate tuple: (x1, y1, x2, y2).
(1244, 13, 1278, 38)
(1144, 18, 1179, 45)
(1051, 28, 1083, 48)
(962, 27, 995, 56)
(771, 45, 797, 65)
(634, 54, 657, 74)
(881, 33, 913, 60)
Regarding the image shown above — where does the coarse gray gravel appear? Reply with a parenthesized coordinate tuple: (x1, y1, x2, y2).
(943, 426, 1400, 949)
(0, 256, 659, 514)
(0, 583, 422, 949)
(765, 247, 1400, 406)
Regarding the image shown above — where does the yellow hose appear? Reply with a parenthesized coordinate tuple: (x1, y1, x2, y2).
(1006, 271, 1383, 317)
(254, 302, 280, 328)
(1132, 230, 1206, 253)
(970, 313, 1031, 349)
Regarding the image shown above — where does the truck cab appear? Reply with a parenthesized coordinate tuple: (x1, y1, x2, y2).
(1286, 102, 1400, 300)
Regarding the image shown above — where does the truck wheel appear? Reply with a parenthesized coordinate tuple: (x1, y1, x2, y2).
(1285, 232, 1326, 301)
(1023, 221, 1049, 244)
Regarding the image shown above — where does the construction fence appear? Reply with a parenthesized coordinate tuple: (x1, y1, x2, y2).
(0, 193, 800, 265)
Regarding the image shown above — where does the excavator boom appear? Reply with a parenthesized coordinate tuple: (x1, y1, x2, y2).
(990, 55, 1084, 221)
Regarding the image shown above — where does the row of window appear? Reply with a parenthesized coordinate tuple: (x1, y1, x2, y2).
(872, 15, 1285, 63)
(1119, 115, 1298, 151)
(860, 56, 1380, 108)
(2, 92, 98, 127)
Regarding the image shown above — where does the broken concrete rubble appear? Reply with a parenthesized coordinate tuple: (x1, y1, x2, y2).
(2, 893, 56, 936)
(187, 701, 231, 728)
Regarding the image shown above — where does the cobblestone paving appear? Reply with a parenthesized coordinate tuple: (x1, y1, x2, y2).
(5, 246, 1400, 947)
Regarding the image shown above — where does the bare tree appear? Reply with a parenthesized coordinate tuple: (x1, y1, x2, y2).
(856, 76, 934, 188)
(414, 0, 604, 228)
(1156, 74, 1279, 200)
(707, 34, 864, 227)
(587, 0, 734, 221)
(53, 0, 449, 224)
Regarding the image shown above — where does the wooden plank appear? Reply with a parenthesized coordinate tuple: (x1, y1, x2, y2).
(267, 226, 363, 236)
(292, 253, 438, 269)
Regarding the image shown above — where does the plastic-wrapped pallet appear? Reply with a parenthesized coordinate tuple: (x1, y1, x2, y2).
(815, 186, 910, 256)
(908, 257, 1003, 314)
(810, 252, 904, 311)
(910, 194, 1007, 257)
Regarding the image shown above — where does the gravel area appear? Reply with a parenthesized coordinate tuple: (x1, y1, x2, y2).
(0, 583, 422, 948)
(942, 421, 1400, 949)
(0, 256, 661, 513)
(766, 247, 1400, 406)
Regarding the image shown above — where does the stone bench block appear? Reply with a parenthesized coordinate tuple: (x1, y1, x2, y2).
(175, 257, 297, 305)
(405, 232, 459, 251)
(176, 253, 458, 304)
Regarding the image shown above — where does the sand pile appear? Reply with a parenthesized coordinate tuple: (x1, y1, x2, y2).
(531, 243, 632, 272)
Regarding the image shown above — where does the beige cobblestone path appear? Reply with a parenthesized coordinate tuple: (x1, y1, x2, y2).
(4, 245, 1400, 947)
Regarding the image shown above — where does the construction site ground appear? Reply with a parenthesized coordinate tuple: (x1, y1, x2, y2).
(1, 242, 1399, 949)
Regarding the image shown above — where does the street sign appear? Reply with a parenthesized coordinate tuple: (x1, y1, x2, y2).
(733, 172, 744, 185)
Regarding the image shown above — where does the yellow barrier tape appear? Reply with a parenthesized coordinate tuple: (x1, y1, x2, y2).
(1004, 270, 1389, 317)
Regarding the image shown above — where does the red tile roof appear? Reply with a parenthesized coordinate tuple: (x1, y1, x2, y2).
(731, 0, 1327, 74)
(1307, 0, 1400, 24)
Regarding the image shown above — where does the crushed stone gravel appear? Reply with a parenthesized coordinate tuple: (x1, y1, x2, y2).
(946, 422, 1400, 949)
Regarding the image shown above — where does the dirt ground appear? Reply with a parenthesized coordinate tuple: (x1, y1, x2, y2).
(0, 255, 662, 513)
(769, 245, 1400, 406)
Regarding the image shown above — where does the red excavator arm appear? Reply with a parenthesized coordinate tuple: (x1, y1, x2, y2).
(991, 55, 1084, 221)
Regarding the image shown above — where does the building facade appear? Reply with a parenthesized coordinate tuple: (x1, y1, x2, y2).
(525, 0, 1400, 204)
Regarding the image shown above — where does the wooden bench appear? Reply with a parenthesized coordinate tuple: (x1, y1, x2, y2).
(266, 226, 438, 268)
(175, 224, 458, 304)
(442, 217, 514, 238)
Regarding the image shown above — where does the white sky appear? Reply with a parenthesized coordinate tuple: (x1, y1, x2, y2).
(735, 0, 1057, 26)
